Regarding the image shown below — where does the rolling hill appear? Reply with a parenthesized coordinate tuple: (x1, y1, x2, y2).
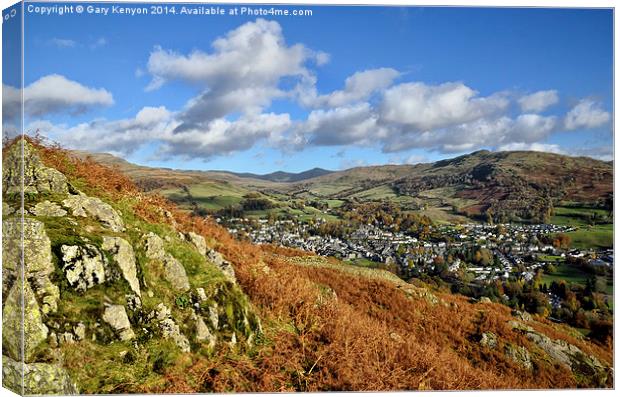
(73, 149, 613, 223)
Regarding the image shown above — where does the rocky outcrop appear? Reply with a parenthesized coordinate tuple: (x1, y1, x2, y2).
(62, 194, 125, 232)
(144, 233, 190, 291)
(479, 332, 498, 349)
(102, 304, 135, 341)
(31, 200, 68, 217)
(186, 231, 207, 256)
(60, 244, 107, 291)
(2, 218, 60, 314)
(2, 138, 69, 195)
(2, 355, 78, 395)
(207, 248, 236, 283)
(509, 320, 610, 385)
(149, 303, 190, 352)
(2, 280, 49, 362)
(102, 236, 141, 296)
(504, 343, 533, 370)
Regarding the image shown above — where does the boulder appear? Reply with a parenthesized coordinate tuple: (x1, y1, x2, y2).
(60, 244, 107, 291)
(511, 310, 532, 322)
(144, 233, 190, 291)
(207, 249, 237, 283)
(102, 236, 141, 296)
(31, 200, 68, 217)
(2, 138, 68, 195)
(102, 305, 135, 341)
(144, 232, 166, 261)
(195, 315, 217, 349)
(150, 303, 190, 352)
(510, 320, 609, 385)
(186, 232, 207, 256)
(162, 255, 190, 292)
(2, 218, 59, 313)
(479, 332, 498, 349)
(504, 343, 533, 371)
(2, 280, 49, 363)
(62, 194, 124, 232)
(2, 355, 78, 395)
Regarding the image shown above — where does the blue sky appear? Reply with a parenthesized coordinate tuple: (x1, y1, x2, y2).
(3, 2, 613, 173)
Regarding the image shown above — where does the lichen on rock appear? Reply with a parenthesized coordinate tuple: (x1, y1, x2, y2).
(2, 138, 69, 196)
(62, 194, 124, 232)
(3, 354, 78, 395)
(102, 236, 141, 296)
(102, 304, 135, 341)
(60, 244, 107, 291)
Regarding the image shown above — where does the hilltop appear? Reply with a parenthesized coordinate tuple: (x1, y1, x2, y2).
(1, 137, 613, 393)
(75, 149, 613, 224)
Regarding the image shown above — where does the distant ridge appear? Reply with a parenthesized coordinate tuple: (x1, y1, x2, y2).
(226, 167, 334, 183)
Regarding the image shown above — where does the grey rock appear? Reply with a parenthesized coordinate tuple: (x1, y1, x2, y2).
(207, 249, 236, 283)
(186, 232, 207, 256)
(74, 323, 86, 341)
(31, 200, 67, 217)
(479, 297, 492, 304)
(2, 354, 78, 395)
(2, 218, 59, 314)
(144, 233, 190, 291)
(102, 305, 135, 341)
(195, 316, 217, 349)
(511, 310, 533, 322)
(62, 194, 124, 232)
(150, 303, 190, 352)
(102, 236, 141, 296)
(2, 280, 49, 362)
(196, 287, 208, 302)
(2, 138, 69, 195)
(162, 255, 190, 292)
(512, 320, 609, 385)
(60, 244, 107, 291)
(479, 331, 498, 349)
(144, 232, 166, 260)
(504, 343, 533, 370)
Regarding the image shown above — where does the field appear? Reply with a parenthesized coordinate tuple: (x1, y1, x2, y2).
(550, 206, 613, 249)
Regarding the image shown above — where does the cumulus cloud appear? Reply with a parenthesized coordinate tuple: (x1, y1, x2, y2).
(302, 103, 389, 146)
(564, 99, 611, 130)
(41, 106, 175, 156)
(497, 142, 564, 154)
(379, 82, 509, 131)
(517, 90, 559, 112)
(3, 75, 114, 119)
(303, 68, 399, 108)
(145, 19, 321, 131)
(156, 113, 292, 160)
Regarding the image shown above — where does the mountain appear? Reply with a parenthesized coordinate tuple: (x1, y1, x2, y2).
(227, 167, 334, 183)
(1, 137, 613, 393)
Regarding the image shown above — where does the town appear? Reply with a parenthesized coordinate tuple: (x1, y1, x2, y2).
(222, 217, 612, 286)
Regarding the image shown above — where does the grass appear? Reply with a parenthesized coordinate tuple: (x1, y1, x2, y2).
(541, 263, 590, 286)
(565, 224, 613, 249)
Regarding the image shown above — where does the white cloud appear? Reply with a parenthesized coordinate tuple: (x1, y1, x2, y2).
(145, 19, 320, 131)
(564, 99, 611, 130)
(517, 90, 558, 112)
(497, 142, 564, 154)
(90, 37, 107, 49)
(3, 75, 114, 119)
(380, 82, 509, 131)
(157, 113, 292, 160)
(302, 103, 389, 146)
(40, 106, 176, 156)
(305, 68, 400, 108)
(50, 38, 76, 48)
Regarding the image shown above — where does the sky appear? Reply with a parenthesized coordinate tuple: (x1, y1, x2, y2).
(2, 2, 614, 173)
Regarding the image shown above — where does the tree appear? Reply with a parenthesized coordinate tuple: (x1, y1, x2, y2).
(552, 233, 572, 250)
